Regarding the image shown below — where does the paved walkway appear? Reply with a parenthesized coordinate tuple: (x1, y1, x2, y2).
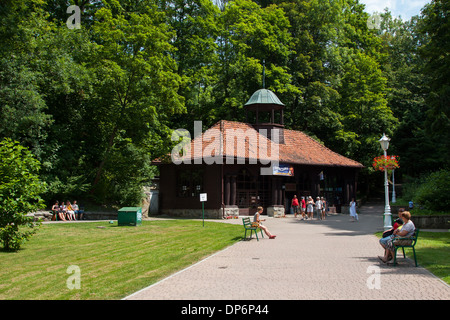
(124, 203, 450, 300)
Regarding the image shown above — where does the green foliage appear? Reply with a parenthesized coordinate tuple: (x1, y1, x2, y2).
(0, 0, 447, 205)
(1, 0, 184, 206)
(413, 169, 450, 212)
(0, 138, 46, 251)
(417, 0, 450, 140)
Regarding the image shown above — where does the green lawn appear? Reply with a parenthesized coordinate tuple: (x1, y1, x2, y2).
(0, 220, 242, 300)
(377, 231, 450, 284)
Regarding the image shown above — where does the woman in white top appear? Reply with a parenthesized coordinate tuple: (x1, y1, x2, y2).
(315, 197, 322, 220)
(379, 211, 415, 263)
(349, 198, 358, 221)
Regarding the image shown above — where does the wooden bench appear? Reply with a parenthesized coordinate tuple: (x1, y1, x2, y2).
(242, 217, 264, 241)
(392, 228, 420, 267)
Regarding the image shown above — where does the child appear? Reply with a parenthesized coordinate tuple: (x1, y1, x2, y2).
(253, 207, 276, 239)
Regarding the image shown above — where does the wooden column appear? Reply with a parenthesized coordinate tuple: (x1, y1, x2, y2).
(277, 179, 283, 205)
(230, 175, 237, 206)
(272, 177, 278, 206)
(225, 175, 230, 206)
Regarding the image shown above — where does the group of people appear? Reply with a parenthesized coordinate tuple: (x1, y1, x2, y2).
(378, 208, 416, 264)
(51, 200, 84, 221)
(291, 195, 327, 220)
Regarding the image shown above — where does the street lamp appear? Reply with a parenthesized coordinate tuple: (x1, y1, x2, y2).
(379, 133, 392, 230)
(392, 169, 396, 203)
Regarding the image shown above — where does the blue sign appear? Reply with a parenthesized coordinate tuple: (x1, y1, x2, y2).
(273, 164, 294, 176)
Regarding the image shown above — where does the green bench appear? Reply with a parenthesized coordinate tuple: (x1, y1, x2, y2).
(392, 229, 420, 267)
(242, 217, 264, 241)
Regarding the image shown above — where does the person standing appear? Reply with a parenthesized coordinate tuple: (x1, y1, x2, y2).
(292, 195, 300, 218)
(300, 196, 306, 220)
(306, 196, 314, 220)
(321, 197, 327, 220)
(349, 198, 358, 221)
(315, 197, 323, 220)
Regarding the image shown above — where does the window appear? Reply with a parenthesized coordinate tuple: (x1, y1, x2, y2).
(177, 169, 204, 198)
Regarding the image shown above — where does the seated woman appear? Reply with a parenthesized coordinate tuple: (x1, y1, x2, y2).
(253, 206, 276, 239)
(379, 211, 415, 263)
(51, 201, 60, 220)
(66, 201, 76, 221)
(59, 201, 68, 221)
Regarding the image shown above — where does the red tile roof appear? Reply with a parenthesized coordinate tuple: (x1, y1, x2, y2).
(165, 120, 363, 168)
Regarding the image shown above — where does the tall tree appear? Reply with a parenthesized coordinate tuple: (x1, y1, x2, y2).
(417, 0, 450, 169)
(86, 0, 185, 201)
(162, 0, 221, 132)
(214, 0, 297, 122)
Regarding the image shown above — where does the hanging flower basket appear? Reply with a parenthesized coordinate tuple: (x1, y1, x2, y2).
(372, 155, 399, 172)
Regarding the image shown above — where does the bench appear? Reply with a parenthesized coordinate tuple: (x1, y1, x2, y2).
(51, 210, 61, 221)
(50, 206, 85, 221)
(242, 217, 264, 241)
(392, 229, 420, 267)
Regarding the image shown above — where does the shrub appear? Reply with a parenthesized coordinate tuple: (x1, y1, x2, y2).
(0, 138, 46, 251)
(414, 169, 450, 212)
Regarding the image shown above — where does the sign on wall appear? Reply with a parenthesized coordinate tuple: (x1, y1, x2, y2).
(272, 164, 294, 176)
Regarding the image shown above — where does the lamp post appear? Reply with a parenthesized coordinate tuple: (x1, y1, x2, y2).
(379, 133, 392, 230)
(392, 169, 396, 203)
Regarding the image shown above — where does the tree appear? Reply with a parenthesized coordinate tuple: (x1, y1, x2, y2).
(0, 138, 46, 251)
(1, 0, 186, 205)
(417, 0, 450, 168)
(0, 0, 54, 160)
(83, 0, 185, 203)
(213, 0, 297, 122)
(162, 0, 221, 132)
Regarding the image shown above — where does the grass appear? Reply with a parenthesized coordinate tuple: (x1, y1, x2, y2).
(0, 220, 243, 300)
(376, 231, 450, 284)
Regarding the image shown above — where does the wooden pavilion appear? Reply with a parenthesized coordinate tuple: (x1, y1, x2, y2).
(153, 89, 363, 218)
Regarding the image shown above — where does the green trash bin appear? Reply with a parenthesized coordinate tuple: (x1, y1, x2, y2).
(118, 207, 142, 226)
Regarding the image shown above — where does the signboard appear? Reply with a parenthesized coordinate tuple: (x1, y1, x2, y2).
(200, 193, 207, 227)
(272, 164, 294, 176)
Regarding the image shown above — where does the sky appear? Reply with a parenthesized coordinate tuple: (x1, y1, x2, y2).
(359, 0, 431, 20)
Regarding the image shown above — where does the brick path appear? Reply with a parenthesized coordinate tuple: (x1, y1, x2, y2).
(124, 203, 450, 300)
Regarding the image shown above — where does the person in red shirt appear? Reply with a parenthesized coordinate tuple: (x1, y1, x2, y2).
(300, 196, 306, 220)
(292, 195, 300, 217)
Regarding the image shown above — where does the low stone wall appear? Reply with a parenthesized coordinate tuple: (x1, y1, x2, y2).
(28, 211, 118, 222)
(159, 208, 223, 219)
(28, 211, 54, 221)
(83, 212, 118, 220)
(410, 215, 450, 230)
(223, 206, 239, 218)
(266, 205, 285, 218)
